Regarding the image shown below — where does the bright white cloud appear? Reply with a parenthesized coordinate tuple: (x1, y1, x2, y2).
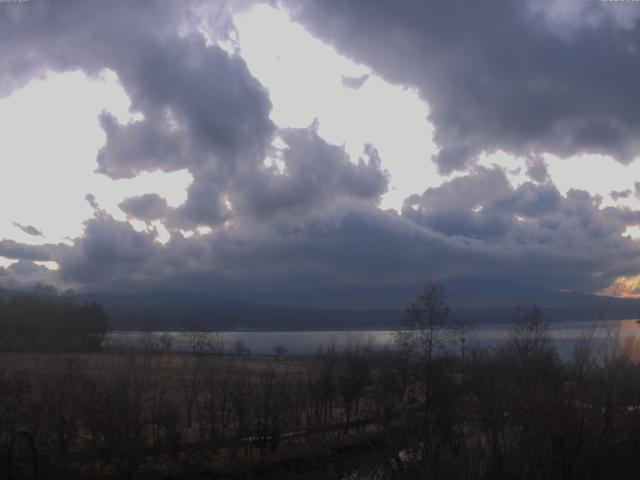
(0, 257, 13, 269)
(545, 153, 640, 209)
(34, 260, 60, 271)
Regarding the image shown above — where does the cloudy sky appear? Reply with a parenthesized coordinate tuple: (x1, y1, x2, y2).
(2, 0, 640, 308)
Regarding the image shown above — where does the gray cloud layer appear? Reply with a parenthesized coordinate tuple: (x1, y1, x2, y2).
(2, 0, 640, 307)
(0, 239, 52, 262)
(13, 222, 44, 237)
(1, 0, 274, 231)
(50, 169, 640, 306)
(288, 0, 640, 173)
(119, 194, 169, 222)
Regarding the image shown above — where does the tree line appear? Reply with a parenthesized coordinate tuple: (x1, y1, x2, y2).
(0, 288, 109, 351)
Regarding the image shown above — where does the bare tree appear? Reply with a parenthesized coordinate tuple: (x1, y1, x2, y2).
(273, 344, 287, 360)
(139, 332, 163, 355)
(183, 332, 211, 354)
(233, 339, 249, 356)
(392, 283, 454, 467)
(393, 283, 452, 362)
(338, 337, 372, 433)
(199, 358, 234, 449)
(158, 333, 173, 353)
(209, 331, 226, 355)
(178, 355, 206, 430)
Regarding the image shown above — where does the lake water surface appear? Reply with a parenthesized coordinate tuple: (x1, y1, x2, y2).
(106, 319, 640, 359)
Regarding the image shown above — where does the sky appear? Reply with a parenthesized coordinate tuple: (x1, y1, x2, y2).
(2, 0, 640, 308)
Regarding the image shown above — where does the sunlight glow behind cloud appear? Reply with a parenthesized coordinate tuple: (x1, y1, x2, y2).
(0, 70, 192, 246)
(546, 153, 640, 210)
(235, 4, 443, 211)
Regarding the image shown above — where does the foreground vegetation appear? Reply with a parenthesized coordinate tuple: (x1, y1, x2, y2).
(2, 285, 640, 479)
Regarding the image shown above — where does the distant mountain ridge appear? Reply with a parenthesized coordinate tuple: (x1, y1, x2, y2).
(73, 290, 402, 331)
(1, 287, 639, 331)
(0, 287, 26, 300)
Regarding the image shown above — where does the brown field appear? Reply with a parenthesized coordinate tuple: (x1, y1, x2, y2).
(0, 347, 399, 479)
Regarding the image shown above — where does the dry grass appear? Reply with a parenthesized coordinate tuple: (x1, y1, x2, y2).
(0, 349, 390, 479)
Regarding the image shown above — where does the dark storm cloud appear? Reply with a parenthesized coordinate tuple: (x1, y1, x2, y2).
(8, 260, 49, 276)
(3, 0, 640, 306)
(611, 189, 632, 201)
(94, 41, 273, 180)
(58, 122, 390, 288)
(54, 168, 640, 305)
(169, 168, 232, 228)
(57, 212, 163, 284)
(53, 205, 451, 298)
(13, 222, 44, 237)
(401, 167, 640, 289)
(0, 239, 51, 261)
(92, 13, 274, 228)
(84, 194, 100, 211)
(0, 0, 275, 229)
(111, 122, 389, 229)
(288, 0, 640, 173)
(525, 157, 550, 183)
(119, 194, 169, 222)
(0, 0, 397, 299)
(341, 73, 369, 89)
(0, 260, 57, 291)
(234, 127, 389, 219)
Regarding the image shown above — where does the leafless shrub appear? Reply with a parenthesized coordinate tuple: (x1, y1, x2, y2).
(139, 332, 164, 355)
(209, 331, 226, 355)
(232, 338, 250, 356)
(158, 333, 173, 353)
(84, 351, 158, 479)
(338, 337, 373, 434)
(182, 331, 211, 355)
(199, 357, 235, 449)
(178, 355, 206, 431)
(273, 344, 288, 360)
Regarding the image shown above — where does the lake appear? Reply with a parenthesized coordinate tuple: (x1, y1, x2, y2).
(105, 319, 640, 359)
